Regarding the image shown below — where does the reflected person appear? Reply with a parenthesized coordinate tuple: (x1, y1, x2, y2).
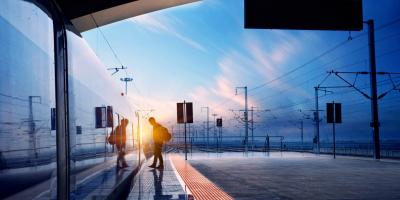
(116, 118, 129, 168)
(153, 168, 164, 199)
(152, 168, 173, 200)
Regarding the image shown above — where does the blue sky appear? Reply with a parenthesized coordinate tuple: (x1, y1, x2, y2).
(82, 0, 400, 142)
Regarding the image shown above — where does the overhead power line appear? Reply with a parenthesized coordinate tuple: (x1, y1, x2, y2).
(209, 17, 400, 112)
(248, 17, 400, 93)
(90, 15, 124, 67)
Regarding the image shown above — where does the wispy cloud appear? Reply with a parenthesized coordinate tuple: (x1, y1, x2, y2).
(189, 31, 315, 116)
(129, 13, 206, 52)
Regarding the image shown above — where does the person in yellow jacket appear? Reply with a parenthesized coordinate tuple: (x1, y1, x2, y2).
(148, 117, 166, 169)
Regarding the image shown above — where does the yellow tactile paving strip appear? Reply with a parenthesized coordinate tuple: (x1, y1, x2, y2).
(170, 154, 234, 200)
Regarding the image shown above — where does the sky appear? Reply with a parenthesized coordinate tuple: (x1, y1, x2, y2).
(81, 0, 400, 142)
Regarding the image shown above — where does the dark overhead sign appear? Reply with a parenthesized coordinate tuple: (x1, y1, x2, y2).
(186, 103, 193, 123)
(177, 103, 185, 124)
(216, 118, 222, 127)
(177, 102, 193, 124)
(244, 0, 363, 31)
(327, 103, 342, 124)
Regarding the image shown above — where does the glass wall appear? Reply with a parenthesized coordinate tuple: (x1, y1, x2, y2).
(0, 1, 142, 198)
(66, 29, 139, 196)
(0, 0, 57, 199)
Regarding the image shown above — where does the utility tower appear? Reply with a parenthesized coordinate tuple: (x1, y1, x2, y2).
(28, 96, 41, 160)
(201, 107, 210, 150)
(367, 20, 380, 159)
(236, 86, 248, 152)
(315, 66, 400, 159)
(250, 106, 270, 150)
(314, 87, 334, 154)
(230, 106, 269, 151)
(212, 113, 218, 147)
(298, 109, 312, 151)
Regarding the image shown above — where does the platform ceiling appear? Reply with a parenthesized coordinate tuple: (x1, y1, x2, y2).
(54, 0, 198, 32)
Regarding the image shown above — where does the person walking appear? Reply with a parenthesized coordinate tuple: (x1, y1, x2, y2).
(148, 117, 169, 169)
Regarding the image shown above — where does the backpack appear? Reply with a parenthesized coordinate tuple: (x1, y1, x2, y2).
(107, 127, 118, 145)
(108, 133, 116, 145)
(160, 126, 172, 142)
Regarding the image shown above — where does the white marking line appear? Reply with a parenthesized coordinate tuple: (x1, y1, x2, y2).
(169, 156, 194, 199)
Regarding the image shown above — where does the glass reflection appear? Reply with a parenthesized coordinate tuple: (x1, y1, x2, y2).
(0, 0, 56, 199)
(66, 24, 139, 197)
(152, 169, 169, 199)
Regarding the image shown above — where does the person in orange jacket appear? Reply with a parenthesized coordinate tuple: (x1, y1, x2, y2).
(148, 117, 166, 169)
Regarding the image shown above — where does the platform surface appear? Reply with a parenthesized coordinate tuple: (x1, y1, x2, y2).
(186, 152, 400, 200)
(128, 156, 187, 200)
(128, 153, 234, 200)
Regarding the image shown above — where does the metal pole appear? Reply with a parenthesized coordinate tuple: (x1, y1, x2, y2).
(251, 107, 254, 151)
(367, 20, 381, 159)
(244, 86, 248, 152)
(333, 119, 336, 159)
(202, 107, 209, 151)
(184, 101, 187, 160)
(301, 120, 304, 151)
(131, 121, 135, 151)
(105, 109, 109, 159)
(213, 114, 217, 147)
(52, 5, 70, 198)
(125, 82, 127, 95)
(333, 101, 336, 159)
(220, 127, 222, 152)
(207, 109, 209, 151)
(184, 122, 187, 160)
(28, 96, 38, 159)
(216, 127, 219, 152)
(314, 87, 320, 154)
(203, 121, 206, 147)
(136, 112, 141, 164)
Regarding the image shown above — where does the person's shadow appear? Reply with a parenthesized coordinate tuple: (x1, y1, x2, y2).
(152, 168, 173, 200)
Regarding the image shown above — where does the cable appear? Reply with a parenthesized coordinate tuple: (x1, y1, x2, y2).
(248, 40, 354, 93)
(375, 17, 400, 32)
(256, 78, 399, 117)
(90, 15, 124, 67)
(248, 17, 400, 93)
(250, 31, 400, 101)
(210, 38, 357, 111)
(256, 46, 400, 103)
(209, 17, 400, 115)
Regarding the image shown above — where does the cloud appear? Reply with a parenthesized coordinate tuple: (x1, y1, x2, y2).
(129, 13, 206, 52)
(189, 31, 316, 120)
(244, 32, 315, 100)
(128, 11, 318, 131)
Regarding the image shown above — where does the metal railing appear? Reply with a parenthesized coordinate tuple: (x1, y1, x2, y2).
(0, 137, 138, 169)
(168, 135, 400, 159)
